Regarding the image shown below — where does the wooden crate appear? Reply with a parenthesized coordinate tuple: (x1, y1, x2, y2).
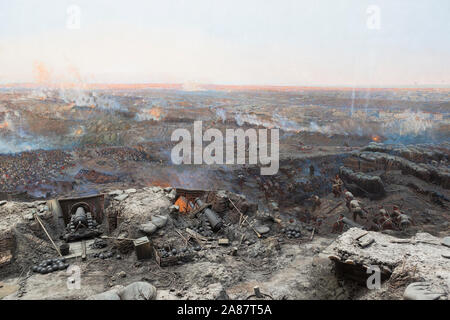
(133, 237, 153, 260)
(153, 247, 195, 267)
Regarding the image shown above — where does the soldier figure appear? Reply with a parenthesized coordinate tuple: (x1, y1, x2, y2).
(309, 164, 315, 177)
(310, 195, 321, 212)
(390, 205, 414, 230)
(350, 199, 366, 222)
(391, 205, 402, 220)
(332, 213, 345, 233)
(377, 208, 395, 230)
(398, 214, 413, 230)
(303, 208, 311, 223)
(366, 213, 381, 231)
(344, 191, 354, 212)
(331, 174, 344, 198)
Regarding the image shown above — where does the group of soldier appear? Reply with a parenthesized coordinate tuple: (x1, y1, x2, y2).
(338, 188, 414, 232)
(326, 174, 414, 233)
(370, 205, 414, 232)
(301, 173, 414, 234)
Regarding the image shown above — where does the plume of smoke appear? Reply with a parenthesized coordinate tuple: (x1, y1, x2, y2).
(235, 112, 274, 128)
(233, 108, 439, 141)
(0, 136, 55, 154)
(58, 89, 127, 112)
(215, 108, 227, 123)
(135, 105, 166, 121)
(0, 114, 62, 153)
(381, 110, 434, 136)
(95, 94, 126, 111)
(58, 88, 95, 106)
(234, 111, 334, 134)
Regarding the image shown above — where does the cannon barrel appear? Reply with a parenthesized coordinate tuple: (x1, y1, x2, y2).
(195, 199, 223, 231)
(73, 206, 88, 226)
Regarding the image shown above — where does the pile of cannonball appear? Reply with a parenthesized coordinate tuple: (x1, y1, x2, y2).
(281, 225, 301, 238)
(192, 222, 213, 237)
(93, 251, 119, 260)
(32, 258, 69, 274)
(158, 246, 201, 259)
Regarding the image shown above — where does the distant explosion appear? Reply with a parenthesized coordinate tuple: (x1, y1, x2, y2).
(0, 120, 9, 130)
(372, 135, 381, 142)
(135, 106, 165, 121)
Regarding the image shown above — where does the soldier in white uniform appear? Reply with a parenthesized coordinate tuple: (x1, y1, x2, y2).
(350, 199, 366, 222)
(398, 213, 414, 230)
(344, 191, 354, 212)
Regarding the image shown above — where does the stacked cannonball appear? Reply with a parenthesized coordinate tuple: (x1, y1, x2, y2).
(192, 222, 213, 237)
(93, 251, 115, 259)
(159, 248, 177, 258)
(281, 225, 301, 239)
(158, 246, 201, 259)
(32, 258, 69, 274)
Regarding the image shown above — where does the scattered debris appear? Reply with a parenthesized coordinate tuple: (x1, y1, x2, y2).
(441, 236, 450, 248)
(114, 194, 129, 202)
(218, 239, 229, 246)
(403, 282, 445, 300)
(88, 281, 157, 300)
(324, 228, 450, 299)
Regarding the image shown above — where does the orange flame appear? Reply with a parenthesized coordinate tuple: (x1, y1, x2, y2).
(372, 135, 381, 142)
(0, 121, 9, 129)
(145, 107, 163, 120)
(174, 196, 189, 214)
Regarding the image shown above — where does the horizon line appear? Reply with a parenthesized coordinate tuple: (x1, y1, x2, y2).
(1, 82, 449, 92)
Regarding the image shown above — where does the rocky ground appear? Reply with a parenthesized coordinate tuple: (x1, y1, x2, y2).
(0, 179, 448, 300)
(323, 228, 450, 300)
(0, 186, 344, 300)
(0, 140, 449, 300)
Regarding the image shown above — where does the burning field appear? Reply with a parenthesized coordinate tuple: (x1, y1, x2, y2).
(0, 86, 449, 300)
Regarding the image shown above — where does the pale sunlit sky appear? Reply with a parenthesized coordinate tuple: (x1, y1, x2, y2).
(0, 0, 449, 86)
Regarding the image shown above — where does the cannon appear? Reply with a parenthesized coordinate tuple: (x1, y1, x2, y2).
(195, 199, 223, 231)
(73, 206, 89, 228)
(64, 202, 101, 242)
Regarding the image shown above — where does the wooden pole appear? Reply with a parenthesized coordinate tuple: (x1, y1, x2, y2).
(81, 240, 87, 261)
(229, 198, 244, 228)
(324, 202, 343, 215)
(239, 215, 262, 238)
(34, 213, 62, 257)
(310, 228, 315, 241)
(100, 235, 136, 241)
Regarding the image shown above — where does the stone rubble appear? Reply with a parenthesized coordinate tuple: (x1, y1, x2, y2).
(323, 228, 450, 300)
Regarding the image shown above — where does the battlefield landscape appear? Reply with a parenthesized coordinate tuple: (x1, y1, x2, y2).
(0, 84, 449, 300)
(0, 0, 449, 303)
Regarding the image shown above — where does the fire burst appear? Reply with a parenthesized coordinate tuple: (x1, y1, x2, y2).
(371, 135, 381, 142)
(0, 121, 9, 129)
(145, 107, 164, 121)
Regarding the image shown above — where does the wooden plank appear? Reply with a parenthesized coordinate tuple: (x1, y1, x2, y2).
(81, 240, 87, 261)
(34, 213, 62, 257)
(64, 239, 99, 260)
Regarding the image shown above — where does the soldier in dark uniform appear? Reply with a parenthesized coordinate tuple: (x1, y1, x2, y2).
(309, 164, 315, 177)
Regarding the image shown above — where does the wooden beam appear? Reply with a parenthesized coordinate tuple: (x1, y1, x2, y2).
(34, 213, 62, 257)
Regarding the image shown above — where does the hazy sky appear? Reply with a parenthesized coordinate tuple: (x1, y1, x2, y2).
(0, 0, 449, 86)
